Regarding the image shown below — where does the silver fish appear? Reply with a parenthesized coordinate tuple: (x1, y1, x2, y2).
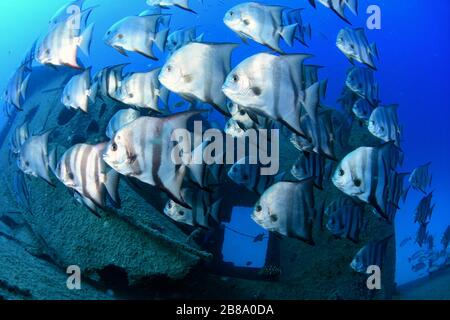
(160, 42, 237, 115)
(337, 27, 378, 70)
(223, 2, 298, 53)
(62, 68, 92, 113)
(103, 12, 169, 60)
(252, 180, 315, 244)
(326, 197, 364, 242)
(3, 65, 31, 111)
(314, 0, 358, 24)
(332, 143, 406, 222)
(282, 8, 312, 47)
(117, 68, 169, 112)
(352, 98, 374, 121)
(368, 105, 401, 146)
(346, 66, 379, 106)
(223, 52, 311, 136)
(166, 27, 204, 54)
(91, 64, 128, 102)
(164, 188, 221, 229)
(103, 111, 204, 206)
(228, 156, 285, 195)
(37, 8, 94, 69)
(51, 143, 120, 214)
(291, 151, 326, 190)
(17, 131, 53, 186)
(147, 0, 196, 14)
(350, 235, 391, 273)
(409, 162, 432, 194)
(106, 109, 141, 139)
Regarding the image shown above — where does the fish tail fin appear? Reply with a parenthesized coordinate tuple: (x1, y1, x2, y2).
(48, 147, 58, 180)
(196, 33, 205, 42)
(155, 28, 169, 52)
(79, 23, 95, 57)
(158, 14, 172, 27)
(175, 0, 196, 14)
(104, 170, 121, 208)
(308, 0, 316, 8)
(280, 24, 298, 47)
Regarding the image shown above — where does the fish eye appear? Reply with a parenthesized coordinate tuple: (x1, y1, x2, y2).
(66, 94, 71, 101)
(117, 34, 124, 39)
(111, 142, 118, 152)
(45, 49, 50, 55)
(229, 11, 234, 16)
(232, 74, 239, 82)
(167, 65, 172, 72)
(178, 210, 185, 216)
(270, 214, 278, 222)
(354, 179, 362, 187)
(25, 161, 30, 167)
(338, 169, 345, 176)
(255, 205, 262, 212)
(380, 126, 385, 132)
(239, 109, 246, 116)
(350, 44, 355, 49)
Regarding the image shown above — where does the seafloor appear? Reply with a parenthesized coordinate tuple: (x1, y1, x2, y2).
(0, 66, 397, 300)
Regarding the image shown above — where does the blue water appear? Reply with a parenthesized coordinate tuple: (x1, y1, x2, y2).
(1, 0, 449, 287)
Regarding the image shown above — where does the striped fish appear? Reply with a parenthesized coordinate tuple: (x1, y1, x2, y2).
(228, 156, 285, 195)
(223, 2, 298, 53)
(223, 52, 311, 136)
(37, 8, 94, 69)
(338, 86, 360, 117)
(426, 234, 434, 251)
(416, 222, 429, 247)
(368, 105, 401, 146)
(314, 0, 358, 24)
(62, 68, 92, 113)
(103, 111, 204, 207)
(164, 188, 221, 229)
(352, 98, 374, 121)
(160, 42, 238, 116)
(17, 131, 53, 186)
(116, 68, 169, 112)
(414, 192, 434, 225)
(336, 27, 378, 70)
(350, 235, 392, 273)
(441, 226, 450, 251)
(147, 0, 196, 14)
(106, 109, 141, 139)
(103, 12, 169, 60)
(409, 162, 432, 194)
(10, 122, 29, 155)
(227, 102, 275, 134)
(291, 151, 326, 190)
(51, 143, 120, 214)
(252, 180, 315, 244)
(166, 27, 204, 54)
(326, 197, 364, 242)
(332, 143, 406, 222)
(91, 64, 128, 102)
(346, 67, 379, 106)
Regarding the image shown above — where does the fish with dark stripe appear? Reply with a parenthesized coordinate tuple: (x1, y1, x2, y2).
(51, 143, 120, 214)
(415, 222, 429, 248)
(91, 64, 128, 102)
(350, 235, 392, 273)
(336, 27, 378, 70)
(252, 180, 315, 244)
(228, 156, 285, 195)
(291, 151, 326, 190)
(326, 197, 364, 242)
(368, 105, 401, 147)
(346, 66, 379, 106)
(409, 162, 432, 194)
(332, 142, 406, 222)
(103, 111, 204, 207)
(414, 192, 434, 225)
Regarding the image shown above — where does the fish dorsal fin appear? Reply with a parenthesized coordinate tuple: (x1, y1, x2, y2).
(300, 82, 321, 122)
